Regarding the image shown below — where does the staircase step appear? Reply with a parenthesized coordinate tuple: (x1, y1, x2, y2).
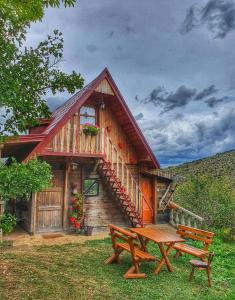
(98, 160, 143, 228)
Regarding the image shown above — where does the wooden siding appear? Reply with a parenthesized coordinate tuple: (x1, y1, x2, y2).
(45, 116, 102, 155)
(99, 106, 138, 164)
(95, 79, 114, 95)
(44, 104, 138, 166)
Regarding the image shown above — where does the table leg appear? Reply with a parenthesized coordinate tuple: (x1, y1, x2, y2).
(137, 235, 148, 251)
(154, 243, 174, 275)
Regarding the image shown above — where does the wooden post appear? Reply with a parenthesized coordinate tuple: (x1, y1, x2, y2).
(126, 169, 129, 194)
(0, 200, 4, 242)
(30, 193, 37, 234)
(73, 122, 76, 153)
(63, 161, 69, 230)
(67, 123, 71, 152)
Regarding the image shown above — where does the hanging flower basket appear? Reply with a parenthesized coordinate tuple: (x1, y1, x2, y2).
(83, 123, 100, 136)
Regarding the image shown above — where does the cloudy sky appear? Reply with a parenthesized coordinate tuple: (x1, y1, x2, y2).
(27, 0, 235, 167)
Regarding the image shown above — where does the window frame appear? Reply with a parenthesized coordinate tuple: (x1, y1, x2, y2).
(83, 178, 99, 197)
(79, 105, 97, 126)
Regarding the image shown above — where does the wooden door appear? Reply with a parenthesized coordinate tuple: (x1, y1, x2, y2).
(36, 170, 64, 232)
(141, 178, 153, 224)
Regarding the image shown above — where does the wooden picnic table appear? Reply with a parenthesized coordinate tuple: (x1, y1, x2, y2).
(130, 227, 184, 275)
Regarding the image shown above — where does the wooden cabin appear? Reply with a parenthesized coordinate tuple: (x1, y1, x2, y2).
(2, 68, 175, 234)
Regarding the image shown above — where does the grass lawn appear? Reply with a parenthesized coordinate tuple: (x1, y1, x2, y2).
(0, 237, 234, 300)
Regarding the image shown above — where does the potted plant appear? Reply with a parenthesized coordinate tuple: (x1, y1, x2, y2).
(83, 123, 100, 136)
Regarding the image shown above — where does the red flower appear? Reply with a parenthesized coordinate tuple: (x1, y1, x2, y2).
(77, 205, 80, 210)
(69, 217, 76, 224)
(74, 222, 81, 229)
(118, 142, 124, 149)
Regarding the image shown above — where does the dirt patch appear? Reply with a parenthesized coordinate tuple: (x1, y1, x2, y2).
(5, 231, 109, 248)
(42, 233, 64, 239)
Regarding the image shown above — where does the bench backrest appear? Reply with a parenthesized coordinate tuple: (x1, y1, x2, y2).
(177, 225, 214, 251)
(108, 224, 138, 260)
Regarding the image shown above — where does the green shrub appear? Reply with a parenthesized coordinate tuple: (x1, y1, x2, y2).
(174, 175, 235, 231)
(219, 227, 234, 242)
(0, 158, 52, 201)
(0, 213, 16, 234)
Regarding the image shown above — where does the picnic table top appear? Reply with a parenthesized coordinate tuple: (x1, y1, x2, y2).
(129, 227, 185, 244)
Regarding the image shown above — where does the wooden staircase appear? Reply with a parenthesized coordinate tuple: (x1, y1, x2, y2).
(97, 130, 154, 227)
(98, 160, 144, 227)
(158, 182, 176, 211)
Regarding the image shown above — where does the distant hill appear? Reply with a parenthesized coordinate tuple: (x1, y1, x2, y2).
(164, 150, 235, 180)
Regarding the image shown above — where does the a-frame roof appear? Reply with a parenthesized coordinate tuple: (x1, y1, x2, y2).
(24, 68, 160, 168)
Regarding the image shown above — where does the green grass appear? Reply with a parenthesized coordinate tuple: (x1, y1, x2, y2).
(0, 237, 234, 300)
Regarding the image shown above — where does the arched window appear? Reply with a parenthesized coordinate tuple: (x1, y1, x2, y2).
(80, 106, 96, 125)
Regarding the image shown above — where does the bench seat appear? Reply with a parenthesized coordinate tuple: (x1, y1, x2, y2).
(173, 225, 214, 259)
(116, 242, 155, 260)
(172, 242, 208, 258)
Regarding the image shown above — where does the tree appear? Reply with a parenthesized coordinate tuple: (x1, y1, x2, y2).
(0, 0, 84, 138)
(0, 158, 52, 201)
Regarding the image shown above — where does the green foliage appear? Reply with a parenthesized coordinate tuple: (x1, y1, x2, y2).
(166, 150, 235, 181)
(83, 124, 100, 136)
(0, 158, 52, 201)
(0, 0, 83, 137)
(174, 175, 235, 232)
(0, 213, 16, 234)
(218, 227, 234, 242)
(0, 238, 234, 299)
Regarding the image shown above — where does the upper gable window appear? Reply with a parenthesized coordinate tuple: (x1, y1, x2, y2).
(80, 106, 96, 125)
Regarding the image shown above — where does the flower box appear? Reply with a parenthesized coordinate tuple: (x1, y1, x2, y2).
(83, 123, 100, 136)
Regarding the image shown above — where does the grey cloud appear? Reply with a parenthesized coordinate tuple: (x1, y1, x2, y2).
(174, 113, 184, 119)
(181, 0, 235, 38)
(137, 84, 225, 113)
(107, 31, 114, 38)
(194, 85, 218, 100)
(138, 86, 196, 112)
(195, 108, 235, 144)
(46, 96, 66, 112)
(86, 44, 98, 53)
(205, 97, 224, 107)
(134, 113, 144, 121)
(137, 107, 235, 166)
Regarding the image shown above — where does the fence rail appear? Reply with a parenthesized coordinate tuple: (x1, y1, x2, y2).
(169, 203, 203, 229)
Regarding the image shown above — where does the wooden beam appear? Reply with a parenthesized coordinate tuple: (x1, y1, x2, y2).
(63, 161, 69, 230)
(30, 193, 37, 234)
(39, 151, 104, 158)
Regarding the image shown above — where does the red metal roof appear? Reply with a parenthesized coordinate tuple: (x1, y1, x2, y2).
(23, 68, 160, 168)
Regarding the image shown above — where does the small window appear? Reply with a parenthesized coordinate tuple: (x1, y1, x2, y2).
(84, 179, 99, 196)
(80, 106, 96, 125)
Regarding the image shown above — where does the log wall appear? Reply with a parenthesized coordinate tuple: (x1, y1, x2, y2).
(84, 175, 129, 232)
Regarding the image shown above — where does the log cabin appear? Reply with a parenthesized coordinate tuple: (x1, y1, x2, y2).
(2, 68, 180, 234)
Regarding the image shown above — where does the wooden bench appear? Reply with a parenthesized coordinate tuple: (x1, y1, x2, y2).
(172, 225, 214, 259)
(104, 224, 155, 279)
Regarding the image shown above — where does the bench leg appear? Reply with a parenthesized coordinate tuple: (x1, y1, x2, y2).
(104, 248, 124, 264)
(124, 263, 146, 279)
(174, 250, 182, 258)
(206, 268, 212, 287)
(189, 266, 195, 281)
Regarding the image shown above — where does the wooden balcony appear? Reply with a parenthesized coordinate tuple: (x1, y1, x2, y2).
(43, 126, 105, 157)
